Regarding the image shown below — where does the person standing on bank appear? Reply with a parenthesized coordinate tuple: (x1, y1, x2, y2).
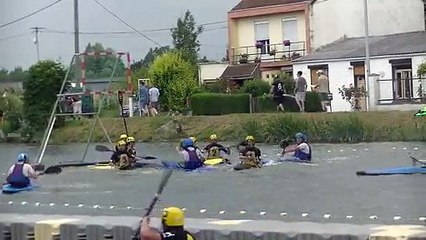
(315, 70, 330, 112)
(294, 71, 307, 112)
(270, 78, 286, 112)
(138, 81, 149, 117)
(149, 85, 160, 116)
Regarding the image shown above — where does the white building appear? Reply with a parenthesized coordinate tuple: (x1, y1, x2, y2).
(309, 0, 426, 50)
(293, 31, 426, 112)
(197, 63, 229, 85)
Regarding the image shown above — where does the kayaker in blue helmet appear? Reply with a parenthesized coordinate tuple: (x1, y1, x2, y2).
(177, 138, 205, 170)
(6, 153, 39, 188)
(281, 133, 312, 161)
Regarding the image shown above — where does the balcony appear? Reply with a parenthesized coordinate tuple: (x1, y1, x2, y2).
(376, 77, 426, 105)
(230, 41, 306, 65)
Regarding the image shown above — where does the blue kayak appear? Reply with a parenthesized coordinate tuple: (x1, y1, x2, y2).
(161, 161, 216, 172)
(356, 166, 426, 176)
(2, 184, 33, 194)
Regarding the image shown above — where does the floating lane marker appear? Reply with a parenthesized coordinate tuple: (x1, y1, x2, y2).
(2, 201, 424, 222)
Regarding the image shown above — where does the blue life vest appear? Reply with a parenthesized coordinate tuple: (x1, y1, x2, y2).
(294, 143, 312, 161)
(184, 147, 203, 170)
(7, 163, 30, 187)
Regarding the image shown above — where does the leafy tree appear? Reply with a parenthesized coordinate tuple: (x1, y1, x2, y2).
(148, 51, 198, 111)
(131, 46, 171, 71)
(0, 91, 24, 133)
(239, 79, 271, 97)
(0, 67, 29, 82)
(23, 60, 66, 132)
(171, 10, 203, 65)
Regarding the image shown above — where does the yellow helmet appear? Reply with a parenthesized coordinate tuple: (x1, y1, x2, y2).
(209, 134, 218, 140)
(246, 135, 255, 141)
(189, 137, 197, 143)
(119, 134, 128, 140)
(117, 140, 126, 146)
(162, 207, 184, 227)
(126, 136, 135, 143)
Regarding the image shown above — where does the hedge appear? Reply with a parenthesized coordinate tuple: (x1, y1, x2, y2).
(191, 92, 323, 115)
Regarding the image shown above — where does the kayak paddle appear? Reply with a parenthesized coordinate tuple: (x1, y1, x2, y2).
(134, 169, 173, 239)
(40, 165, 62, 175)
(409, 155, 426, 167)
(117, 90, 130, 136)
(95, 145, 157, 160)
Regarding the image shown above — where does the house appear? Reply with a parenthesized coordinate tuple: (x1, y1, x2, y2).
(293, 31, 426, 112)
(227, 0, 310, 82)
(219, 63, 261, 86)
(309, 0, 426, 50)
(197, 63, 229, 85)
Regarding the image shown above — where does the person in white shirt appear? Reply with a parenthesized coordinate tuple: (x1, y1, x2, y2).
(281, 133, 312, 162)
(6, 153, 39, 188)
(148, 86, 160, 116)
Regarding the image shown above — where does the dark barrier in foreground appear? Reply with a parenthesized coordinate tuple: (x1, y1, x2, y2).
(0, 213, 425, 240)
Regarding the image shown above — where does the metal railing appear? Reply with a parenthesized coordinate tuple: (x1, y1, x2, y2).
(376, 77, 426, 104)
(230, 41, 306, 64)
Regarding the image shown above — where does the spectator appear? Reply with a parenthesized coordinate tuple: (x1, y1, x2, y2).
(294, 71, 307, 112)
(138, 81, 149, 117)
(148, 85, 160, 116)
(315, 70, 330, 112)
(71, 94, 82, 120)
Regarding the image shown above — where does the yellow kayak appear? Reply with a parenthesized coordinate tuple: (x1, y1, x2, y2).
(88, 164, 114, 170)
(89, 158, 226, 170)
(204, 158, 226, 166)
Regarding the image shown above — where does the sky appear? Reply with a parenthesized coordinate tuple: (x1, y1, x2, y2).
(0, 0, 240, 70)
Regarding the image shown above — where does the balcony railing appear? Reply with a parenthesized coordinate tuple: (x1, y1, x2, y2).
(376, 77, 426, 104)
(230, 41, 306, 64)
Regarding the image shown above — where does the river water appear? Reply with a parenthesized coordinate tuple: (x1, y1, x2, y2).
(0, 142, 425, 225)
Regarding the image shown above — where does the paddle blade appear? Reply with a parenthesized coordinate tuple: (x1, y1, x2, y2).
(43, 166, 62, 174)
(117, 90, 124, 106)
(157, 169, 173, 195)
(95, 145, 113, 152)
(33, 164, 45, 172)
(142, 155, 157, 160)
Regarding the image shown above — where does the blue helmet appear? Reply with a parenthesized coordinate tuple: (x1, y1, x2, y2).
(17, 153, 28, 162)
(295, 132, 306, 141)
(182, 138, 193, 148)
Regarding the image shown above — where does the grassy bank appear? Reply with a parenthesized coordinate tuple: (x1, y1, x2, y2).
(50, 111, 426, 144)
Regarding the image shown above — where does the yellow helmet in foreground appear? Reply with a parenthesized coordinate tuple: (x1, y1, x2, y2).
(162, 207, 184, 227)
(246, 135, 255, 141)
(119, 134, 128, 140)
(209, 134, 218, 140)
(189, 137, 197, 143)
(126, 136, 135, 143)
(117, 140, 126, 146)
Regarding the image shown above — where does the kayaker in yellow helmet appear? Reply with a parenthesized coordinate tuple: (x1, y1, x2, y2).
(140, 206, 196, 240)
(202, 134, 230, 160)
(110, 140, 131, 169)
(126, 136, 137, 162)
(115, 134, 128, 152)
(235, 135, 262, 170)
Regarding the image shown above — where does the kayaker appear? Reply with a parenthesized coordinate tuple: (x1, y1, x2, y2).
(177, 138, 205, 170)
(126, 136, 137, 162)
(203, 134, 230, 160)
(110, 140, 131, 170)
(115, 134, 128, 151)
(6, 153, 39, 188)
(236, 136, 262, 169)
(281, 132, 312, 161)
(140, 206, 196, 240)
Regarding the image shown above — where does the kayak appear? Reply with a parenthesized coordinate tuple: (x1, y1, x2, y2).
(2, 184, 33, 194)
(414, 107, 426, 117)
(277, 157, 318, 166)
(356, 166, 426, 176)
(160, 161, 217, 172)
(204, 158, 226, 165)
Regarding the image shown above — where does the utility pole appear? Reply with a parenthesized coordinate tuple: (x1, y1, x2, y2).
(363, 0, 371, 111)
(74, 0, 81, 87)
(31, 27, 44, 61)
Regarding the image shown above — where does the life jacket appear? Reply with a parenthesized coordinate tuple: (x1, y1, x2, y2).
(273, 81, 285, 96)
(7, 163, 30, 186)
(183, 147, 203, 170)
(294, 142, 312, 161)
(207, 146, 221, 159)
(162, 230, 195, 240)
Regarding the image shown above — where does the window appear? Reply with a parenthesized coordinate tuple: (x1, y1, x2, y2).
(390, 59, 413, 101)
(282, 19, 298, 42)
(254, 21, 270, 55)
(266, 74, 270, 78)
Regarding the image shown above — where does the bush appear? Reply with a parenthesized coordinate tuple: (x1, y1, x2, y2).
(239, 79, 270, 97)
(191, 93, 249, 115)
(0, 92, 24, 132)
(23, 60, 66, 131)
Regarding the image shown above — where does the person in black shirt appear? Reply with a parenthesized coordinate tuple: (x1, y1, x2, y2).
(234, 135, 262, 170)
(203, 134, 230, 160)
(270, 78, 286, 112)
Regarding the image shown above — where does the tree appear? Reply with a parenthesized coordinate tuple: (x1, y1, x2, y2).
(148, 51, 198, 111)
(0, 91, 23, 133)
(0, 67, 29, 82)
(171, 10, 203, 65)
(131, 46, 171, 71)
(23, 60, 66, 132)
(239, 79, 271, 97)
